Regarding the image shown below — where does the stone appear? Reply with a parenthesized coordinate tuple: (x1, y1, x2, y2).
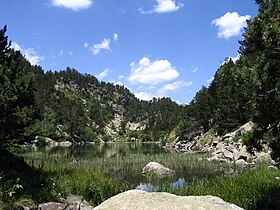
(223, 121, 255, 141)
(238, 146, 251, 161)
(80, 202, 94, 210)
(93, 190, 244, 210)
(38, 202, 67, 210)
(142, 162, 174, 179)
(267, 165, 278, 171)
(215, 142, 225, 152)
(66, 194, 82, 205)
(223, 150, 234, 160)
(254, 152, 272, 163)
(235, 159, 247, 168)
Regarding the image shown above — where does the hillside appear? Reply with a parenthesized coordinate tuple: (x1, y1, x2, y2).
(0, 0, 279, 157)
(30, 67, 186, 143)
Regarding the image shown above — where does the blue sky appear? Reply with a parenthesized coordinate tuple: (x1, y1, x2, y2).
(1, 0, 258, 104)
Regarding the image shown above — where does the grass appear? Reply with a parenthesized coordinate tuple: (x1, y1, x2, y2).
(20, 150, 229, 186)
(162, 166, 280, 210)
(1, 146, 279, 209)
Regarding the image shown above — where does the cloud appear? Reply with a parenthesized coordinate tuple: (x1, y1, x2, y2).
(135, 92, 154, 101)
(69, 51, 74, 56)
(160, 81, 193, 92)
(118, 75, 125, 80)
(51, 0, 93, 11)
(96, 69, 109, 80)
(83, 42, 89, 48)
(140, 0, 183, 14)
(207, 77, 214, 83)
(58, 49, 63, 56)
(11, 42, 44, 65)
(113, 33, 118, 41)
(223, 54, 240, 65)
(129, 57, 179, 84)
(114, 81, 125, 86)
(192, 67, 198, 73)
(90, 38, 111, 55)
(212, 12, 251, 39)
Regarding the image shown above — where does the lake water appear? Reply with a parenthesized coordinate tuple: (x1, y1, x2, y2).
(34, 142, 168, 159)
(25, 142, 188, 191)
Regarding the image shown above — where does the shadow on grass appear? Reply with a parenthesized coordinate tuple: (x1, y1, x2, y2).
(0, 148, 54, 209)
(255, 185, 280, 210)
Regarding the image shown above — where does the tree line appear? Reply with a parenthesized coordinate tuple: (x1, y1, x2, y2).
(0, 0, 279, 157)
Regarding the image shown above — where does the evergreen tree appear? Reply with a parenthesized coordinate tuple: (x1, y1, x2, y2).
(239, 0, 280, 155)
(0, 26, 38, 148)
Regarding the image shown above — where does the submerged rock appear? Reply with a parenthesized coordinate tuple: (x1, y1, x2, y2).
(142, 162, 174, 179)
(93, 190, 244, 210)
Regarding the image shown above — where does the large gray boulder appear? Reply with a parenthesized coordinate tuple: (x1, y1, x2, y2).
(142, 162, 174, 179)
(223, 121, 255, 141)
(93, 190, 244, 210)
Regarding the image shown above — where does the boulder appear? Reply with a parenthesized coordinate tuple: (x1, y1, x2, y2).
(222, 121, 255, 141)
(66, 194, 82, 205)
(38, 202, 67, 210)
(235, 159, 247, 168)
(142, 162, 174, 179)
(253, 152, 272, 163)
(223, 150, 234, 160)
(267, 165, 278, 171)
(238, 146, 252, 161)
(93, 190, 244, 210)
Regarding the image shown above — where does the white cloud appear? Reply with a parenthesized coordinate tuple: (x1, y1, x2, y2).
(118, 75, 125, 80)
(10, 42, 44, 65)
(140, 0, 183, 14)
(192, 67, 198, 73)
(223, 55, 240, 64)
(69, 51, 74, 56)
(113, 33, 118, 41)
(161, 81, 193, 92)
(129, 57, 179, 84)
(83, 42, 89, 48)
(114, 81, 125, 86)
(58, 49, 63, 56)
(51, 0, 93, 11)
(96, 69, 109, 80)
(135, 92, 154, 101)
(90, 38, 111, 55)
(207, 77, 214, 83)
(212, 12, 251, 39)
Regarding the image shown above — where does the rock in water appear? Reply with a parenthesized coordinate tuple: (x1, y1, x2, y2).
(142, 162, 174, 179)
(93, 190, 244, 210)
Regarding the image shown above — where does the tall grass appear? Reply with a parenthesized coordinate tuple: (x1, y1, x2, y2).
(162, 166, 280, 210)
(21, 151, 228, 186)
(16, 148, 280, 209)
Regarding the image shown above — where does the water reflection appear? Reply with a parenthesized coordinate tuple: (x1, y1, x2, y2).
(30, 142, 167, 159)
(135, 178, 186, 192)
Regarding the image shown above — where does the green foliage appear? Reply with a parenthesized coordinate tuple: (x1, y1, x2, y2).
(0, 26, 38, 148)
(167, 166, 280, 210)
(0, 174, 23, 203)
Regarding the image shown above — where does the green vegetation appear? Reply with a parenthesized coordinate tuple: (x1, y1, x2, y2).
(0, 0, 279, 209)
(165, 166, 280, 210)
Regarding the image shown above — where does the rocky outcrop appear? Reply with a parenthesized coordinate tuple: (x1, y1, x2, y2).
(24, 194, 94, 210)
(222, 121, 255, 141)
(93, 190, 244, 210)
(142, 162, 174, 179)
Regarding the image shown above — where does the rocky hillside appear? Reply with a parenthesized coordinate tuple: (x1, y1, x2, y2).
(30, 67, 186, 143)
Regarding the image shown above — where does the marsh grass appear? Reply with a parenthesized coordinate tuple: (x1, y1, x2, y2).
(16, 147, 280, 209)
(17, 149, 229, 206)
(21, 151, 228, 186)
(161, 166, 280, 210)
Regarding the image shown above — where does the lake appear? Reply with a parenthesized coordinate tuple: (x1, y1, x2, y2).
(20, 142, 226, 192)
